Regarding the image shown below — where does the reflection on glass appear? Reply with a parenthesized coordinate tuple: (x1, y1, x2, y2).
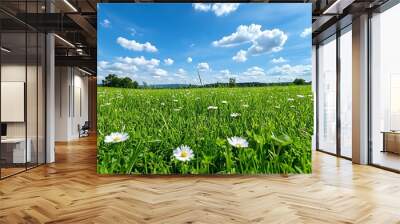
(371, 3, 400, 171)
(1, 32, 27, 177)
(318, 36, 337, 154)
(0, 0, 47, 179)
(340, 27, 352, 158)
(27, 31, 38, 169)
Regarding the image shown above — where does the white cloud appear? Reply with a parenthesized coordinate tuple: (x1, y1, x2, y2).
(211, 3, 240, 16)
(246, 29, 287, 55)
(187, 57, 193, 63)
(243, 66, 266, 77)
(174, 68, 187, 78)
(100, 19, 110, 28)
(97, 60, 138, 74)
(268, 64, 311, 77)
(129, 28, 137, 36)
(97, 61, 109, 71)
(212, 24, 287, 60)
(117, 56, 159, 68)
(98, 56, 174, 84)
(116, 37, 157, 52)
(197, 62, 210, 71)
(164, 58, 174, 66)
(178, 68, 186, 74)
(271, 57, 288, 64)
(154, 68, 168, 77)
(232, 50, 247, 62)
(300, 27, 312, 38)
(192, 3, 240, 16)
(192, 3, 211, 12)
(212, 24, 261, 47)
(216, 69, 238, 81)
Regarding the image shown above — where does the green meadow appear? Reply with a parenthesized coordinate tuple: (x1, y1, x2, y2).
(97, 85, 313, 174)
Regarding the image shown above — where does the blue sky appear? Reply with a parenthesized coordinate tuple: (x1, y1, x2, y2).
(97, 3, 312, 85)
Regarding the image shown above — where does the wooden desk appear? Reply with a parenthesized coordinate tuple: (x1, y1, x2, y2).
(382, 131, 400, 154)
(1, 138, 31, 163)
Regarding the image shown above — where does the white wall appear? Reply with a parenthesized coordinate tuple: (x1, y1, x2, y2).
(55, 67, 89, 141)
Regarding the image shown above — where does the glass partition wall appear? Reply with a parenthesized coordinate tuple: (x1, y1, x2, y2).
(316, 25, 352, 159)
(0, 3, 46, 179)
(370, 3, 400, 171)
(339, 26, 352, 159)
(317, 35, 337, 155)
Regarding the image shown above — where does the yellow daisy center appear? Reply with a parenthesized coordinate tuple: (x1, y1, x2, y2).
(113, 136, 121, 141)
(235, 143, 241, 148)
(180, 151, 188, 158)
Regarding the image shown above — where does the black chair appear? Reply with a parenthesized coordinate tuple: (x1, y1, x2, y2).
(78, 121, 90, 138)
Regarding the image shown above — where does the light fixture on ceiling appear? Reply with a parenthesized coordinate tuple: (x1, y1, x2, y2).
(63, 0, 78, 12)
(323, 0, 355, 15)
(54, 34, 75, 48)
(78, 67, 92, 76)
(1, 47, 11, 53)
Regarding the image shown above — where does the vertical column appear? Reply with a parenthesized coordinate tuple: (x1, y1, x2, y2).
(312, 45, 317, 150)
(336, 30, 341, 157)
(352, 14, 369, 164)
(46, 0, 55, 163)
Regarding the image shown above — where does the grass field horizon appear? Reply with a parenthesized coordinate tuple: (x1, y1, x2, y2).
(97, 85, 313, 175)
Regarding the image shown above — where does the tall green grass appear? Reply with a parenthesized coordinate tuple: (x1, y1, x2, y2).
(97, 86, 313, 174)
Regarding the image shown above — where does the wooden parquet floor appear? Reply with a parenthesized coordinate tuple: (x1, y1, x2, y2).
(1, 136, 400, 224)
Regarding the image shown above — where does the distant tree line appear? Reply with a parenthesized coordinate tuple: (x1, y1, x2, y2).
(101, 74, 139, 88)
(200, 78, 310, 88)
(99, 74, 309, 89)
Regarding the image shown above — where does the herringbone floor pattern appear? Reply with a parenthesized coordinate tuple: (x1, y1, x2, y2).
(1, 136, 400, 223)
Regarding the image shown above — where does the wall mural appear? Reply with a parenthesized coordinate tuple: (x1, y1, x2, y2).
(97, 3, 313, 174)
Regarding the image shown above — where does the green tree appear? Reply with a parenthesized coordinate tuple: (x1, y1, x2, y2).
(102, 74, 139, 89)
(228, 78, 236, 87)
(293, 78, 306, 85)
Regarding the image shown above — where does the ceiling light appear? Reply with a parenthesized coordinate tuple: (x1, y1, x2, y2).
(54, 34, 75, 48)
(63, 0, 78, 12)
(1, 47, 11, 53)
(78, 68, 92, 76)
(323, 0, 354, 15)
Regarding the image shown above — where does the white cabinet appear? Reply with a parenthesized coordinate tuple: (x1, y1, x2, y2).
(1, 138, 32, 163)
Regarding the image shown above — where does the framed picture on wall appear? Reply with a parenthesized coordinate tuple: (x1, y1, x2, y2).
(97, 3, 313, 175)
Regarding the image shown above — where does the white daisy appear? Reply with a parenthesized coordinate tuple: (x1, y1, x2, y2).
(287, 98, 294, 101)
(242, 104, 249, 108)
(296, 95, 305, 98)
(161, 102, 165, 106)
(104, 132, 129, 144)
(230, 113, 241, 118)
(208, 106, 218, 110)
(221, 101, 228, 104)
(173, 145, 194, 162)
(227, 136, 249, 148)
